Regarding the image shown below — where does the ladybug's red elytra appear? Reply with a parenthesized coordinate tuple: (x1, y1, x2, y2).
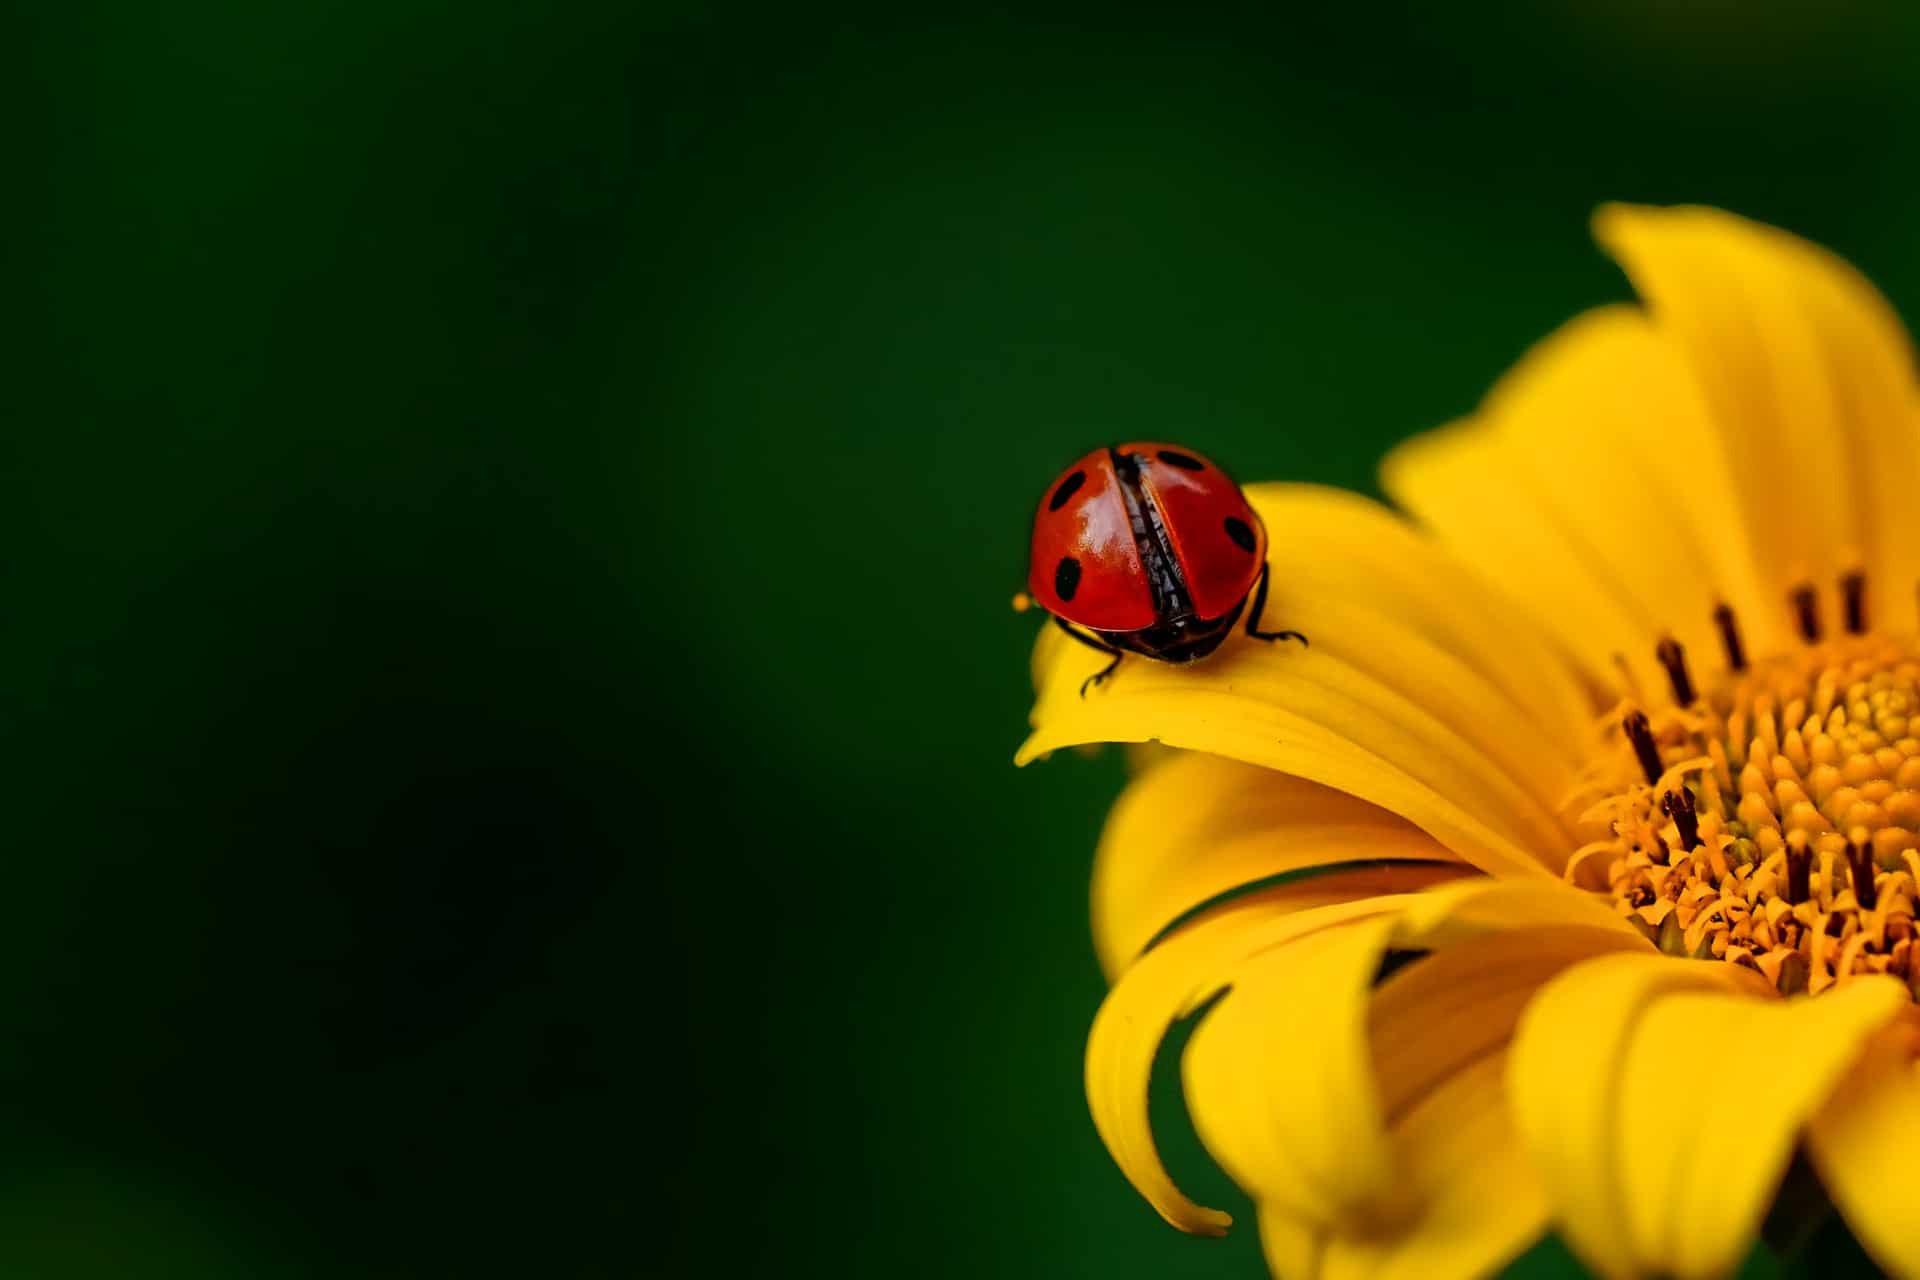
(1027, 443, 1305, 695)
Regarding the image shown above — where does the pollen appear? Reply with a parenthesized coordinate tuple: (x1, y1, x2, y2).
(1570, 593, 1920, 997)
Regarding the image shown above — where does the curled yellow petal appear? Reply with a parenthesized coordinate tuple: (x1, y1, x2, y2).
(1509, 953, 1907, 1280)
(1084, 894, 1409, 1234)
(1092, 751, 1465, 979)
(1181, 919, 1404, 1226)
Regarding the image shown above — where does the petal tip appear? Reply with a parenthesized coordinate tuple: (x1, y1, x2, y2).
(1376, 416, 1474, 508)
(1590, 200, 1743, 263)
(1590, 199, 1695, 242)
(1189, 1208, 1234, 1237)
(1589, 201, 1686, 267)
(1588, 199, 1635, 243)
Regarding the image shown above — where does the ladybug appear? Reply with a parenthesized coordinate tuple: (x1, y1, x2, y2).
(1027, 443, 1305, 696)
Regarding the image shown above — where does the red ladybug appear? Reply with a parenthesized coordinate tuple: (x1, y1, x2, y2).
(1027, 443, 1304, 695)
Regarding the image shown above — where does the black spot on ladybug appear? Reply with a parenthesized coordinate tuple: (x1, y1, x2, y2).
(1048, 469, 1087, 511)
(1157, 450, 1205, 471)
(1224, 516, 1256, 552)
(1055, 555, 1082, 602)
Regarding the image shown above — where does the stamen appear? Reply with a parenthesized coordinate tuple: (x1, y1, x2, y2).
(1791, 584, 1821, 643)
(1661, 788, 1699, 851)
(1842, 571, 1867, 635)
(1713, 602, 1747, 672)
(1847, 836, 1878, 910)
(1622, 710, 1662, 786)
(1785, 832, 1812, 906)
(1587, 630, 1920, 997)
(1655, 636, 1695, 706)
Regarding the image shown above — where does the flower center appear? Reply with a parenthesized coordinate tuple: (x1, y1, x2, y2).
(1573, 582, 1920, 997)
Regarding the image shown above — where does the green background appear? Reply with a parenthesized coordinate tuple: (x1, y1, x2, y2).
(12, 3, 1920, 1275)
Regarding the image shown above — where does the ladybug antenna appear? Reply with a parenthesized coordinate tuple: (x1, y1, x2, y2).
(1011, 591, 1034, 614)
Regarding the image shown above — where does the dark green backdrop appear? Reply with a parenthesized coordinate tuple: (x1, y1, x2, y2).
(12, 3, 1920, 1275)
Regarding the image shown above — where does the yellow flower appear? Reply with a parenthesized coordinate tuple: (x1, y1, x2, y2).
(1017, 205, 1920, 1280)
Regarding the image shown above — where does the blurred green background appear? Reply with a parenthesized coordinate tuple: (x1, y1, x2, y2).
(12, 2, 1920, 1275)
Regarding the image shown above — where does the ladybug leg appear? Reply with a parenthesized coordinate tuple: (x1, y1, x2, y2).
(1244, 564, 1308, 646)
(1081, 652, 1123, 697)
(1051, 615, 1125, 696)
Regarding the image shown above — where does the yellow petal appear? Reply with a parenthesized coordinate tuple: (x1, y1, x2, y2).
(1022, 487, 1586, 882)
(1084, 893, 1411, 1234)
(1595, 203, 1920, 641)
(1367, 922, 1647, 1127)
(1248, 484, 1595, 756)
(1182, 881, 1642, 1228)
(1808, 1017, 1920, 1278)
(1507, 954, 1748, 1280)
(1257, 1208, 1324, 1280)
(1092, 750, 1466, 979)
(1509, 952, 1908, 1280)
(1329, 1054, 1550, 1280)
(1386, 875, 1647, 947)
(1387, 207, 1920, 687)
(1252, 1055, 1555, 1280)
(1223, 905, 1669, 1280)
(1181, 919, 1403, 1225)
(1385, 305, 1771, 700)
